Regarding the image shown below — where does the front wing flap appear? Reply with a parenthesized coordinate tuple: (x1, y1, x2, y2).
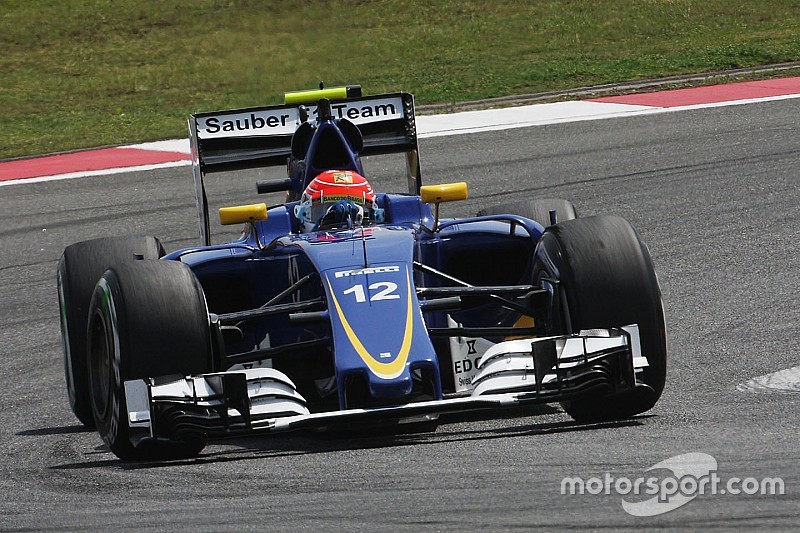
(125, 326, 646, 440)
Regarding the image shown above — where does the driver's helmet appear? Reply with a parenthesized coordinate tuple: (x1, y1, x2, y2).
(294, 170, 384, 233)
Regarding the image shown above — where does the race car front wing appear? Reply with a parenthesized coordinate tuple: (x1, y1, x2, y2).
(124, 326, 648, 443)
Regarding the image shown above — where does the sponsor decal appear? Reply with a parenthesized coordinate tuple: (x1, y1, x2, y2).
(334, 265, 400, 278)
(448, 316, 494, 392)
(332, 171, 354, 184)
(327, 101, 399, 122)
(313, 194, 366, 205)
(202, 112, 292, 135)
(197, 96, 403, 139)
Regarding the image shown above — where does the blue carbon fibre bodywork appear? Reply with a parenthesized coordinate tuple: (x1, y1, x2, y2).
(324, 263, 440, 402)
(297, 227, 440, 404)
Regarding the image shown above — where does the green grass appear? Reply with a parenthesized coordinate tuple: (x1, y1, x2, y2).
(2, 0, 800, 159)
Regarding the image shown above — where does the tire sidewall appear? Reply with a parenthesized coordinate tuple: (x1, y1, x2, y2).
(58, 258, 87, 423)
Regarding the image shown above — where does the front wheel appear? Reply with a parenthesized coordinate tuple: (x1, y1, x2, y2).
(58, 236, 165, 427)
(88, 260, 213, 460)
(533, 215, 667, 422)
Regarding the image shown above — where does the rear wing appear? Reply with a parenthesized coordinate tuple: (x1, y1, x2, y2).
(188, 92, 421, 245)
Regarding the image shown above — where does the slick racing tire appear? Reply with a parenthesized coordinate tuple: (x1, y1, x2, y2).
(57, 236, 165, 427)
(532, 215, 667, 422)
(87, 260, 212, 461)
(477, 199, 577, 228)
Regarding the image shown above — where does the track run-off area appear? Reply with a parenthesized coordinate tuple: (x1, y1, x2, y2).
(0, 77, 798, 530)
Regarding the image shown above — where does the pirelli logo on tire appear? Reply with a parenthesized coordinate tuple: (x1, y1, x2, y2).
(196, 96, 404, 139)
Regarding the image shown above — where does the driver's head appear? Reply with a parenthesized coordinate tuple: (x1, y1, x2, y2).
(294, 170, 384, 233)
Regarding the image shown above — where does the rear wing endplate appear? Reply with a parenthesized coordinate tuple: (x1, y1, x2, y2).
(188, 92, 421, 245)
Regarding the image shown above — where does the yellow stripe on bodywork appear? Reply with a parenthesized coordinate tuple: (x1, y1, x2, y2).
(327, 268, 414, 379)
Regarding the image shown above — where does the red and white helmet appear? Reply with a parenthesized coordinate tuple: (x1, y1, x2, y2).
(294, 170, 384, 232)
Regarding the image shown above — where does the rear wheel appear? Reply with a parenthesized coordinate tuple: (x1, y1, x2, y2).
(533, 216, 667, 421)
(87, 260, 213, 460)
(57, 236, 165, 427)
(477, 198, 577, 227)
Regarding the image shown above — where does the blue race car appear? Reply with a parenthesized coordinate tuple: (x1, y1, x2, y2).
(57, 85, 667, 461)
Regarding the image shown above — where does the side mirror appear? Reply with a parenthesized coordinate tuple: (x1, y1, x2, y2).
(219, 203, 268, 226)
(420, 182, 468, 231)
(420, 182, 469, 204)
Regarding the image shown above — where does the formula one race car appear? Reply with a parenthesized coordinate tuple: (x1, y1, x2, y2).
(57, 85, 667, 461)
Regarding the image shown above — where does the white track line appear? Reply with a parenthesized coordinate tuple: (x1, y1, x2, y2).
(126, 139, 191, 153)
(416, 101, 654, 137)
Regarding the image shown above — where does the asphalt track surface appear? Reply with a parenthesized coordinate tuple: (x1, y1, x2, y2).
(1, 98, 799, 530)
